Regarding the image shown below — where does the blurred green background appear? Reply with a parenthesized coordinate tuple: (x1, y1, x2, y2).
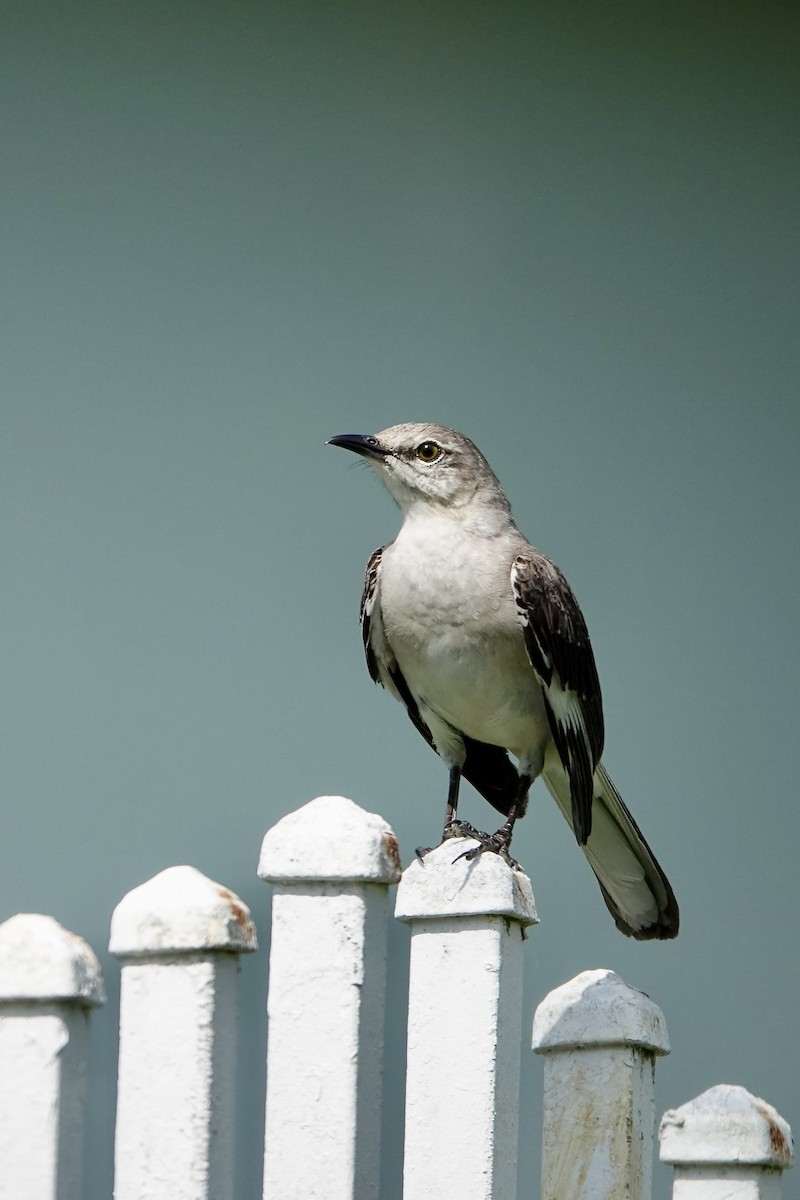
(1, 2, 798, 1196)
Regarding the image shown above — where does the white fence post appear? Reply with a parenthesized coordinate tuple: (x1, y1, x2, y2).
(109, 865, 257, 1200)
(532, 967, 670, 1200)
(395, 839, 538, 1200)
(659, 1085, 794, 1200)
(0, 913, 105, 1200)
(257, 795, 402, 1200)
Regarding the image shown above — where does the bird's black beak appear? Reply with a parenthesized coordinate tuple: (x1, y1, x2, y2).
(327, 433, 386, 459)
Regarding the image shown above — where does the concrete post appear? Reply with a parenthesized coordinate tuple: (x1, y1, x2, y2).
(395, 839, 538, 1200)
(110, 865, 257, 1200)
(0, 913, 105, 1200)
(532, 967, 670, 1200)
(659, 1084, 794, 1200)
(258, 795, 401, 1200)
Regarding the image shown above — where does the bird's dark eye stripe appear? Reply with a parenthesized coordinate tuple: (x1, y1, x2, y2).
(415, 440, 442, 462)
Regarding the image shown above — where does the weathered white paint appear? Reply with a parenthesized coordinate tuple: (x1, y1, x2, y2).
(5, 816, 797, 1200)
(0, 913, 105, 1200)
(659, 1085, 794, 1200)
(109, 866, 257, 1200)
(532, 967, 670, 1200)
(258, 795, 401, 1200)
(395, 839, 537, 1200)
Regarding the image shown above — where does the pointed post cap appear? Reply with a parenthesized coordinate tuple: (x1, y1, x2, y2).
(109, 866, 257, 957)
(258, 796, 402, 884)
(532, 968, 670, 1055)
(659, 1084, 794, 1168)
(0, 913, 105, 1006)
(394, 838, 538, 925)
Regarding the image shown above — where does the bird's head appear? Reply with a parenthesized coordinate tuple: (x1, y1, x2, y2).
(327, 423, 512, 523)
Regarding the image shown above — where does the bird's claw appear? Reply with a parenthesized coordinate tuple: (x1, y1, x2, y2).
(442, 819, 479, 841)
(416, 821, 521, 872)
(416, 823, 477, 860)
(450, 825, 521, 872)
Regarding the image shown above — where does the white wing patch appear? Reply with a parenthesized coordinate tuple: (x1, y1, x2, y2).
(545, 676, 593, 762)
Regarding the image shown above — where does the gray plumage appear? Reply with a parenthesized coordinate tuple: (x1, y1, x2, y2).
(328, 422, 678, 940)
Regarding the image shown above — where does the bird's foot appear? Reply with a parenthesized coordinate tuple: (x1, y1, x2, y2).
(416, 821, 522, 871)
(449, 821, 521, 871)
(443, 819, 480, 841)
(416, 820, 478, 860)
(453, 835, 522, 873)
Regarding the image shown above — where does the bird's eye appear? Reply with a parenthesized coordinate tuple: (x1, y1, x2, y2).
(415, 441, 442, 463)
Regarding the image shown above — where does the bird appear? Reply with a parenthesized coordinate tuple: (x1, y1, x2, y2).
(327, 423, 678, 940)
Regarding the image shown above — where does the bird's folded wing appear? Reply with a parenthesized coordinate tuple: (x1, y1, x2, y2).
(360, 544, 434, 740)
(511, 552, 604, 843)
(360, 546, 389, 685)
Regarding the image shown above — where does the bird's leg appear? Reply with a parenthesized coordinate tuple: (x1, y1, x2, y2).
(442, 766, 462, 836)
(440, 766, 485, 842)
(453, 773, 533, 871)
(416, 766, 476, 859)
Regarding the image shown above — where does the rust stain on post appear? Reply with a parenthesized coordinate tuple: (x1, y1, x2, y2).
(758, 1106, 794, 1164)
(382, 830, 402, 876)
(216, 886, 250, 928)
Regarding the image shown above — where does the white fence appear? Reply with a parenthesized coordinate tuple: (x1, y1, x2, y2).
(0, 795, 794, 1200)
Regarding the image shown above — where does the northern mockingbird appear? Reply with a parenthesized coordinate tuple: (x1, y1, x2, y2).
(328, 423, 678, 940)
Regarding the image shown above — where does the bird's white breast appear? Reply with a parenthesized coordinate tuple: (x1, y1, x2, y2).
(378, 514, 547, 754)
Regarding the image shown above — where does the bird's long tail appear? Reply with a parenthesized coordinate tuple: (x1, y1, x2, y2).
(542, 756, 679, 940)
